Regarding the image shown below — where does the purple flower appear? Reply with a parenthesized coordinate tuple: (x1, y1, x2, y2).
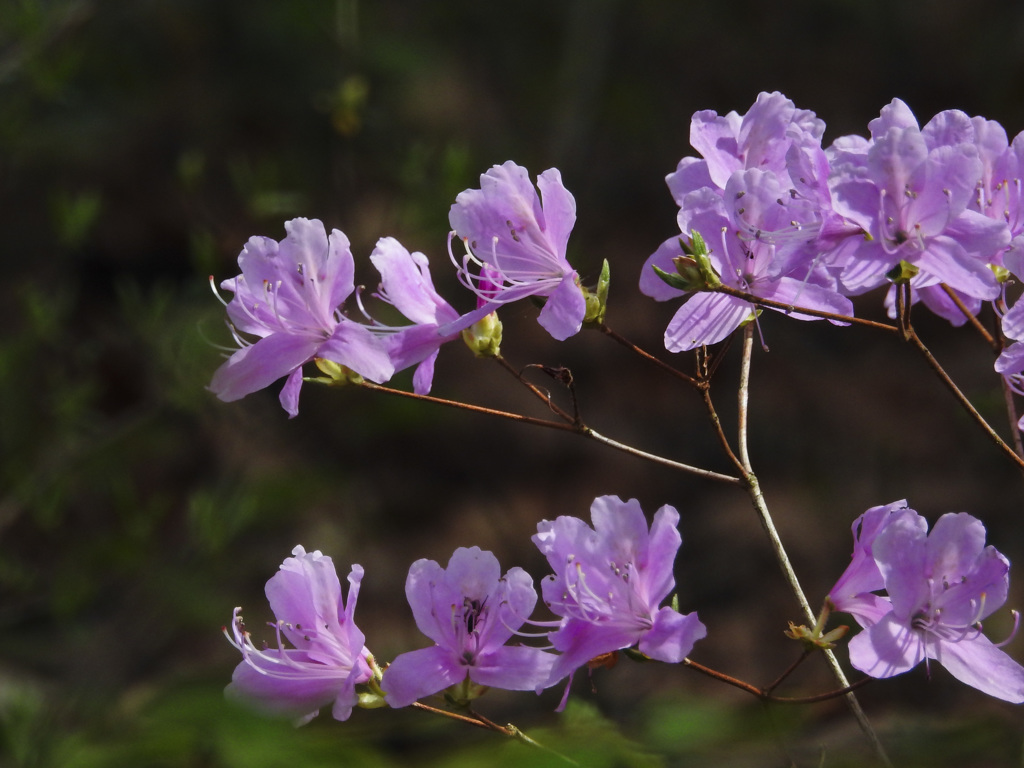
(380, 546, 555, 707)
(209, 218, 394, 417)
(642, 169, 852, 352)
(677, 90, 825, 196)
(224, 546, 372, 723)
(368, 236, 464, 394)
(828, 500, 908, 627)
(826, 101, 1009, 299)
(449, 161, 585, 341)
(533, 496, 706, 690)
(846, 509, 1024, 702)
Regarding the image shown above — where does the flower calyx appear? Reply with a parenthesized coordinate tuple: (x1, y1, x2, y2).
(444, 676, 491, 707)
(785, 621, 849, 650)
(583, 258, 612, 327)
(461, 312, 503, 358)
(357, 654, 389, 710)
(784, 600, 848, 650)
(885, 259, 920, 285)
(313, 357, 364, 386)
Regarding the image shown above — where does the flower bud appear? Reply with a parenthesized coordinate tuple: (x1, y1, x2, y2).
(461, 312, 503, 357)
(652, 230, 722, 291)
(583, 259, 611, 326)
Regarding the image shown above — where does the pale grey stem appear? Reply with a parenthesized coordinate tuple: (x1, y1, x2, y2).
(584, 428, 742, 486)
(736, 326, 892, 767)
(737, 323, 754, 470)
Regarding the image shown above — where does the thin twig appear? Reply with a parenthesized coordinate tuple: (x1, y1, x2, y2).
(735, 326, 816, 620)
(583, 428, 742, 485)
(713, 286, 900, 333)
(598, 324, 742, 472)
(895, 282, 911, 340)
(411, 701, 502, 731)
(939, 283, 999, 351)
(411, 703, 579, 766)
(699, 337, 734, 380)
(700, 386, 746, 476)
(907, 328, 1024, 470)
(493, 355, 578, 424)
(763, 649, 812, 696)
(358, 382, 742, 485)
(737, 325, 755, 472)
(472, 710, 581, 766)
(598, 324, 699, 386)
(493, 354, 742, 482)
(681, 658, 873, 705)
(358, 381, 577, 433)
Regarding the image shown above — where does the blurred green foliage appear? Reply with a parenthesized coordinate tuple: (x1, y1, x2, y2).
(2, 0, 1024, 766)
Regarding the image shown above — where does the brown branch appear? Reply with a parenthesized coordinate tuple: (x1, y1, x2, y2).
(493, 356, 581, 428)
(358, 381, 742, 484)
(411, 701, 508, 732)
(358, 381, 577, 433)
(763, 649, 812, 696)
(906, 328, 1024, 470)
(712, 285, 900, 333)
(598, 323, 699, 386)
(700, 386, 747, 477)
(682, 657, 873, 705)
(939, 283, 999, 351)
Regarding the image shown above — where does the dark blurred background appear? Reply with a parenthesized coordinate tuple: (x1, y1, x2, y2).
(2, 1, 1024, 766)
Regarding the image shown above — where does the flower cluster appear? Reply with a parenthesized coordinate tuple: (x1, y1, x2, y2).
(642, 92, 1022, 350)
(226, 496, 703, 720)
(210, 162, 590, 417)
(214, 96, 1024, 747)
(829, 503, 1024, 702)
(227, 496, 1024, 725)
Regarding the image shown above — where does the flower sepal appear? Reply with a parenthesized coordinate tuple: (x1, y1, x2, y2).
(784, 601, 849, 651)
(357, 654, 389, 710)
(652, 262, 699, 292)
(785, 621, 849, 651)
(312, 357, 364, 386)
(620, 648, 649, 664)
(885, 259, 920, 284)
(357, 689, 389, 710)
(583, 259, 611, 326)
(443, 676, 491, 707)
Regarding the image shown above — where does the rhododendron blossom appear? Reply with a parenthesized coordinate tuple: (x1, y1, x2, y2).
(845, 509, 1024, 702)
(828, 500, 908, 627)
(225, 546, 372, 724)
(533, 496, 706, 692)
(449, 161, 585, 341)
(381, 547, 554, 707)
(368, 236, 465, 394)
(642, 169, 852, 351)
(209, 218, 393, 417)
